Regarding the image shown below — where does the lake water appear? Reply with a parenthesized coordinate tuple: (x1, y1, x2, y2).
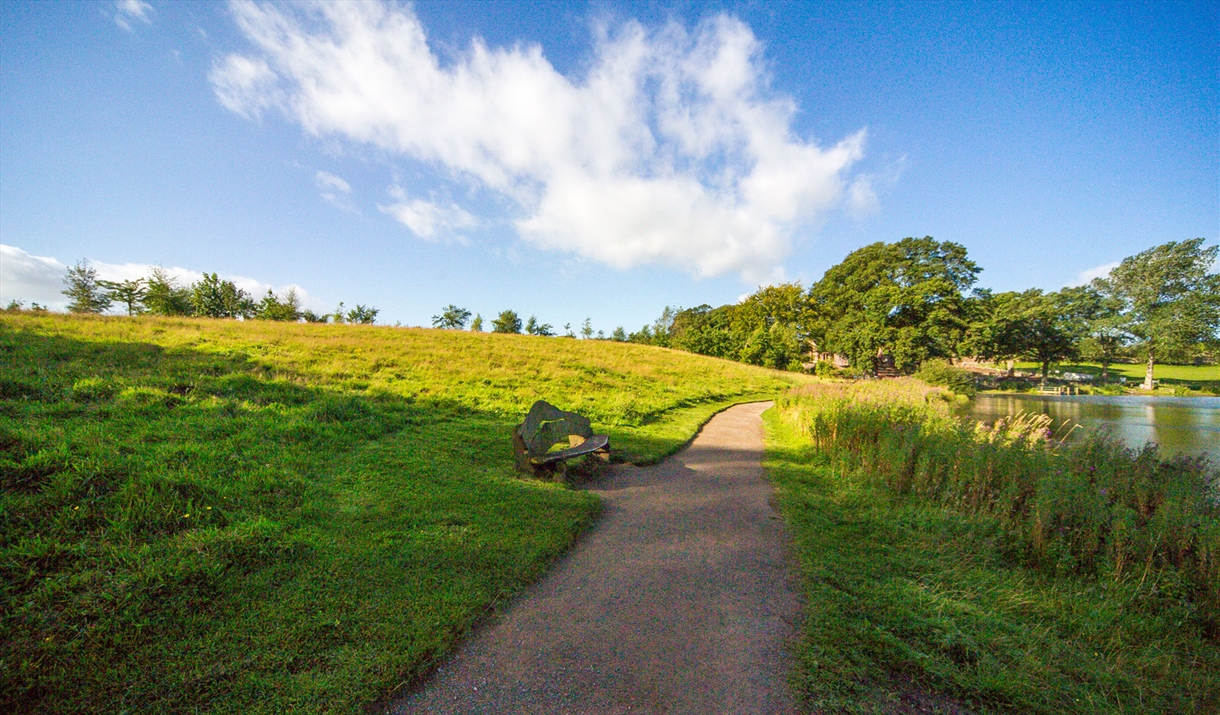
(961, 394, 1220, 463)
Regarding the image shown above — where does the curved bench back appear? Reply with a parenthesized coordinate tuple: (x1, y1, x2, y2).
(518, 400, 594, 458)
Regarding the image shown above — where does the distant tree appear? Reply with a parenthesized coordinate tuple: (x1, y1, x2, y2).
(470, 313, 484, 332)
(611, 326, 627, 342)
(1020, 290, 1089, 383)
(143, 267, 194, 316)
(98, 278, 147, 316)
(301, 309, 327, 324)
(332, 302, 346, 324)
(581, 317, 593, 339)
(5, 300, 25, 312)
(346, 304, 379, 324)
(432, 304, 471, 329)
(596, 330, 605, 340)
(191, 273, 256, 318)
(670, 304, 745, 360)
(963, 290, 1029, 376)
(1077, 287, 1128, 380)
(62, 259, 112, 314)
(256, 288, 302, 322)
(1094, 239, 1220, 389)
(563, 322, 575, 338)
(739, 322, 803, 370)
(525, 315, 554, 336)
(492, 309, 522, 334)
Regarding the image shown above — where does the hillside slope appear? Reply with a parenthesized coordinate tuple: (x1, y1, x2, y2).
(0, 313, 808, 714)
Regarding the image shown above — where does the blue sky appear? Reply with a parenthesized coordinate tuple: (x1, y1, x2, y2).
(2, 0, 1216, 331)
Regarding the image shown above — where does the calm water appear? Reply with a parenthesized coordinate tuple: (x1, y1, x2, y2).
(961, 395, 1220, 463)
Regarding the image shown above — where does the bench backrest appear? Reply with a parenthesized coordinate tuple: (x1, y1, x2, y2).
(517, 400, 594, 458)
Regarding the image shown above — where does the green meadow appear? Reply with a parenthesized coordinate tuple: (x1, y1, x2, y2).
(0, 313, 806, 714)
(1006, 361, 1220, 393)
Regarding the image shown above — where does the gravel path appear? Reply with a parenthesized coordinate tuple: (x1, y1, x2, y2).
(388, 401, 800, 714)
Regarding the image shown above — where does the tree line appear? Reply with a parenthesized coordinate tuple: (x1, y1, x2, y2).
(49, 260, 379, 324)
(430, 305, 631, 341)
(633, 237, 1219, 389)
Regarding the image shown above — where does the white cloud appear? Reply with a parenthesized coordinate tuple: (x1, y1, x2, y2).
(1067, 260, 1120, 287)
(0, 245, 67, 309)
(0, 245, 324, 313)
(210, 2, 869, 281)
(315, 170, 355, 212)
(379, 187, 476, 242)
(113, 0, 154, 32)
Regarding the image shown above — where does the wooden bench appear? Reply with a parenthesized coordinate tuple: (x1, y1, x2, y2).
(513, 400, 610, 478)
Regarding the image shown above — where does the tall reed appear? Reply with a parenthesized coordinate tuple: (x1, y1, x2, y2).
(777, 379, 1220, 631)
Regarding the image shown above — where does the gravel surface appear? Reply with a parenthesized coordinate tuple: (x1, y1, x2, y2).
(389, 401, 800, 714)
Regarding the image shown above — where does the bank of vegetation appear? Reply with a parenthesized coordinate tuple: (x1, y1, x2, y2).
(0, 312, 806, 714)
(629, 238, 1219, 390)
(766, 379, 1219, 713)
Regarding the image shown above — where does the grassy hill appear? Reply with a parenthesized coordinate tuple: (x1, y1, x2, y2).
(0, 313, 808, 714)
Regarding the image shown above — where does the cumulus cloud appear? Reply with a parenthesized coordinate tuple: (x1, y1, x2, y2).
(1067, 260, 1120, 287)
(315, 170, 355, 212)
(113, 0, 154, 32)
(210, 1, 868, 280)
(379, 186, 476, 242)
(0, 245, 324, 313)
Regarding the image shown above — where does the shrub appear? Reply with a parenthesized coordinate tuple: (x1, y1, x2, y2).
(912, 358, 977, 396)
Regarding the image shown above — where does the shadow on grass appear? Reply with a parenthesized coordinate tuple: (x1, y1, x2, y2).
(0, 327, 607, 715)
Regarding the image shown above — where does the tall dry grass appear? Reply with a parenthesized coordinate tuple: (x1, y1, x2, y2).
(776, 379, 1220, 630)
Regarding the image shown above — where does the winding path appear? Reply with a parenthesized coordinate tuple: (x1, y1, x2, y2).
(389, 401, 800, 714)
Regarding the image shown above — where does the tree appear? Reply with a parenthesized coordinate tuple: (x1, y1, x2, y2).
(432, 304, 472, 330)
(1020, 289, 1089, 383)
(301, 309, 327, 324)
(62, 259, 112, 314)
(143, 267, 194, 316)
(611, 326, 627, 342)
(1095, 239, 1220, 389)
(332, 302, 347, 324)
(98, 278, 147, 316)
(962, 290, 1027, 376)
(525, 315, 554, 336)
(257, 288, 302, 322)
(346, 304, 379, 324)
(492, 309, 522, 334)
(191, 273, 256, 318)
(580, 317, 593, 339)
(809, 237, 980, 371)
(470, 313, 484, 332)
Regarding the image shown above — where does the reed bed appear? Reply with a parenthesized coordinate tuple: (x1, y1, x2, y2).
(776, 378, 1220, 630)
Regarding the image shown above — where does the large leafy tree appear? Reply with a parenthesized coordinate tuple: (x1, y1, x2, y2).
(1021, 289, 1092, 382)
(61, 259, 112, 314)
(1095, 239, 1220, 389)
(432, 304, 471, 330)
(810, 237, 980, 371)
(963, 290, 1027, 375)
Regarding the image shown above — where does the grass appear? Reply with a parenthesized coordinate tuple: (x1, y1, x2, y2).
(1002, 361, 1220, 394)
(0, 312, 807, 714)
(764, 382, 1220, 714)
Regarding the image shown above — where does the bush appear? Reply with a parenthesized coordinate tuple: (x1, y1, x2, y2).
(912, 358, 977, 396)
